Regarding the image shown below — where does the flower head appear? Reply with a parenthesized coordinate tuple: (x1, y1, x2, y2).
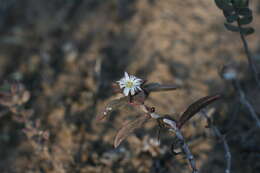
(117, 72, 143, 96)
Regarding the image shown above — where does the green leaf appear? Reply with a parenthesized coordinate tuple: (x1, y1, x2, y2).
(233, 0, 248, 8)
(238, 15, 253, 25)
(238, 8, 252, 17)
(224, 23, 240, 32)
(224, 23, 254, 35)
(226, 14, 238, 23)
(214, 0, 223, 9)
(215, 0, 233, 11)
(240, 27, 254, 35)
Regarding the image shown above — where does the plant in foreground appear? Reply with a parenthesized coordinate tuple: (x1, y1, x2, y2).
(100, 72, 221, 173)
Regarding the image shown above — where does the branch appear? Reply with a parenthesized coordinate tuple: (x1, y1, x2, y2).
(163, 118, 198, 173)
(237, 21, 260, 88)
(140, 105, 198, 173)
(233, 80, 260, 128)
(200, 110, 231, 173)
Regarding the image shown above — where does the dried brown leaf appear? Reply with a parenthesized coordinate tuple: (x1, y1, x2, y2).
(177, 94, 221, 128)
(114, 114, 150, 148)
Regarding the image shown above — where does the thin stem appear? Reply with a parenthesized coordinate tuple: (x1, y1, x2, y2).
(237, 21, 260, 87)
(167, 123, 198, 173)
(140, 105, 198, 173)
(201, 110, 231, 173)
(233, 80, 260, 128)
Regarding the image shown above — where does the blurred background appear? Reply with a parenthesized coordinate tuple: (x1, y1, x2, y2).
(0, 0, 260, 173)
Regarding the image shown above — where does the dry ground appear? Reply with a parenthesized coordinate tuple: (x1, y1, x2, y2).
(0, 0, 260, 173)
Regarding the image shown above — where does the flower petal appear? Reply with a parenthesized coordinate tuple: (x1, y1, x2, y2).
(130, 88, 135, 95)
(137, 86, 142, 91)
(124, 72, 130, 80)
(134, 80, 142, 85)
(129, 75, 135, 81)
(135, 79, 142, 83)
(117, 72, 143, 96)
(123, 88, 130, 96)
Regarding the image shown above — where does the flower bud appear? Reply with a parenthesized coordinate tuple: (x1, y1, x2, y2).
(220, 64, 238, 81)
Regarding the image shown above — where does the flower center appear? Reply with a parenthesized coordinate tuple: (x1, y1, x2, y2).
(125, 81, 134, 88)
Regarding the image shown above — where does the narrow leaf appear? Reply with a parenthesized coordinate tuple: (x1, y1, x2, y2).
(233, 0, 248, 8)
(238, 8, 252, 17)
(144, 83, 178, 93)
(114, 114, 150, 148)
(240, 27, 254, 35)
(224, 23, 240, 32)
(214, 0, 223, 9)
(238, 16, 253, 25)
(224, 22, 254, 35)
(223, 9, 236, 21)
(214, 0, 233, 11)
(177, 94, 221, 129)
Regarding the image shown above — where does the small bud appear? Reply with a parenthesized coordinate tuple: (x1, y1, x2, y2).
(220, 64, 238, 81)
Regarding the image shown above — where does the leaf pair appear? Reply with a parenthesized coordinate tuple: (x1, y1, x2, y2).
(215, 0, 248, 10)
(215, 0, 254, 35)
(224, 23, 254, 35)
(99, 83, 178, 148)
(112, 94, 221, 148)
(224, 7, 254, 35)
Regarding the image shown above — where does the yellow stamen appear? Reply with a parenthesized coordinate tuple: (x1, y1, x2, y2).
(126, 81, 134, 88)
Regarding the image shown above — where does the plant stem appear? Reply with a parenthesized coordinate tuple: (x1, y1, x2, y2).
(237, 21, 260, 87)
(201, 110, 231, 173)
(140, 105, 199, 173)
(165, 119, 198, 173)
(233, 80, 260, 128)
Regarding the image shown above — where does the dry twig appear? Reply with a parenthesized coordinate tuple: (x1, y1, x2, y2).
(200, 109, 231, 173)
(233, 80, 260, 128)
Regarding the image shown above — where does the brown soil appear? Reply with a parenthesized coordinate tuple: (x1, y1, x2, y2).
(0, 0, 260, 173)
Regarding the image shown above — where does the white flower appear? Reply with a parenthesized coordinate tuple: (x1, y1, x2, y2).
(117, 72, 143, 96)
